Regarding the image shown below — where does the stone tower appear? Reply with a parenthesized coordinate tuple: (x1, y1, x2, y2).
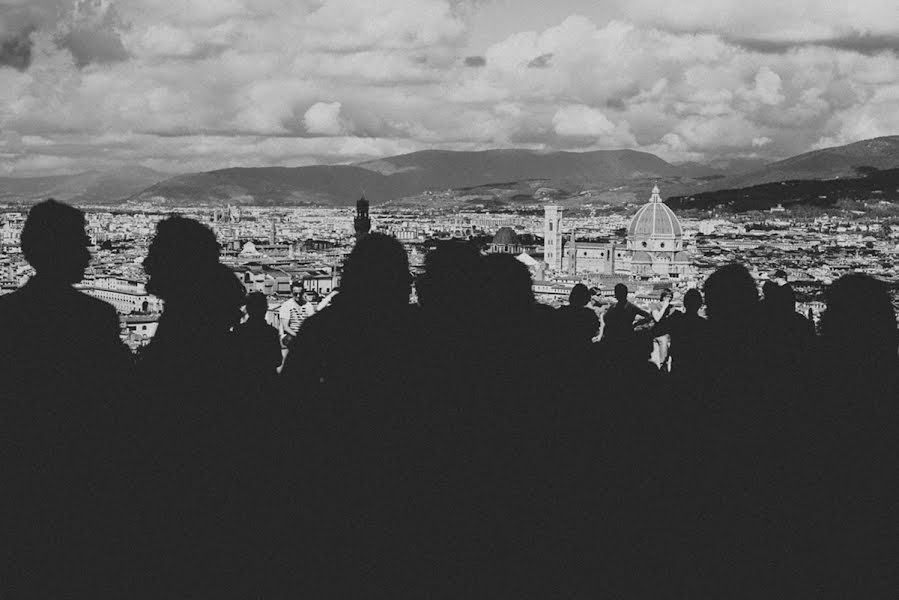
(354, 195, 371, 242)
(543, 205, 563, 271)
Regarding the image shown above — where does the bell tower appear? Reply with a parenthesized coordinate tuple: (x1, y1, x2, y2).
(543, 205, 563, 271)
(354, 194, 371, 242)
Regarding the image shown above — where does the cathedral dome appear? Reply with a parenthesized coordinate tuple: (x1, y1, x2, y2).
(627, 185, 682, 240)
(492, 227, 520, 246)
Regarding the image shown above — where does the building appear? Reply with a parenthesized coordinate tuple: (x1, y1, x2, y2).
(627, 185, 691, 278)
(354, 195, 371, 242)
(542, 186, 692, 280)
(488, 227, 526, 255)
(78, 277, 163, 314)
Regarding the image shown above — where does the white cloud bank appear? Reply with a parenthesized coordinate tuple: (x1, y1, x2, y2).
(0, 0, 897, 174)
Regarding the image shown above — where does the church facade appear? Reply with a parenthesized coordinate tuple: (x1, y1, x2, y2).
(543, 186, 691, 279)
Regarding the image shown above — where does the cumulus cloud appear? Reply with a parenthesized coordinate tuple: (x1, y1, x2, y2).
(0, 1, 898, 175)
(0, 28, 34, 70)
(304, 102, 347, 136)
(553, 105, 615, 136)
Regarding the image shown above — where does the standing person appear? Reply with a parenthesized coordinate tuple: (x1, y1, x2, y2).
(135, 216, 276, 598)
(602, 283, 652, 343)
(0, 199, 133, 598)
(651, 288, 708, 379)
(279, 234, 425, 596)
(556, 283, 601, 347)
(233, 292, 282, 388)
(278, 282, 306, 350)
(651, 288, 674, 370)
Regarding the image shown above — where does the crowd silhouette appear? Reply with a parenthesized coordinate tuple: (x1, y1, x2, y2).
(2, 200, 897, 597)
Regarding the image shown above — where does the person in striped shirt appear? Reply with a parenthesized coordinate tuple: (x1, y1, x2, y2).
(278, 282, 306, 348)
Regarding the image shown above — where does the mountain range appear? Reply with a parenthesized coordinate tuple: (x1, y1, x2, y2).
(0, 166, 169, 205)
(1, 136, 898, 209)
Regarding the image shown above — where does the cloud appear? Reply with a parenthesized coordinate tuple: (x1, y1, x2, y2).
(610, 0, 899, 44)
(1, 3, 898, 175)
(304, 102, 347, 136)
(553, 105, 615, 136)
(527, 52, 552, 68)
(57, 28, 130, 66)
(0, 28, 35, 70)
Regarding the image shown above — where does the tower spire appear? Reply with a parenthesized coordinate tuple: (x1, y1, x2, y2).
(354, 193, 371, 242)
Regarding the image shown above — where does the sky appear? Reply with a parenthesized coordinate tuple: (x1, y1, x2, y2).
(0, 0, 898, 176)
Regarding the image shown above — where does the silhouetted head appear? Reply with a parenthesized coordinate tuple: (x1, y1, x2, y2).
(820, 273, 898, 357)
(483, 254, 534, 315)
(246, 291, 268, 320)
(614, 283, 628, 302)
(208, 263, 246, 331)
(762, 280, 778, 303)
(339, 233, 410, 309)
(569, 283, 591, 308)
(763, 280, 796, 316)
(684, 288, 703, 314)
(703, 264, 758, 322)
(417, 240, 484, 313)
(21, 199, 91, 284)
(144, 216, 220, 300)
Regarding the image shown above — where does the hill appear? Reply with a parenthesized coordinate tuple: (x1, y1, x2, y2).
(703, 136, 899, 191)
(0, 166, 170, 204)
(128, 149, 700, 206)
(668, 166, 899, 212)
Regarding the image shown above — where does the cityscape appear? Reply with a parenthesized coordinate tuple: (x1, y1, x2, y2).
(2, 0, 898, 595)
(2, 173, 898, 350)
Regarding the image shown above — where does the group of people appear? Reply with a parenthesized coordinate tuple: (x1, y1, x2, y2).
(1, 199, 897, 597)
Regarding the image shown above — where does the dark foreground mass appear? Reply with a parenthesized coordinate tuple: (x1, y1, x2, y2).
(2, 202, 897, 598)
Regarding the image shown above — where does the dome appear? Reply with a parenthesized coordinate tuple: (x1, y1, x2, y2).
(492, 226, 520, 245)
(632, 250, 652, 262)
(673, 250, 691, 262)
(627, 185, 683, 239)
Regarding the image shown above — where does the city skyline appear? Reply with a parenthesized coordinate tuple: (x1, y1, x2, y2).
(1, 0, 897, 177)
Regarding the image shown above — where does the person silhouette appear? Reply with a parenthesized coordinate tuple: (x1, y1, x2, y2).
(133, 216, 274, 597)
(233, 291, 282, 387)
(809, 274, 899, 595)
(698, 263, 763, 397)
(279, 233, 426, 595)
(759, 280, 814, 389)
(651, 288, 708, 379)
(556, 283, 600, 350)
(0, 199, 132, 597)
(0, 199, 131, 397)
(602, 283, 651, 343)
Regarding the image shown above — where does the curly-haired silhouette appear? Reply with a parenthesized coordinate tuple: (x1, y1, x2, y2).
(0, 199, 132, 597)
(133, 216, 276, 597)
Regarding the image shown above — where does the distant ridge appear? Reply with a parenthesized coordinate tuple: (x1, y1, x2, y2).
(126, 149, 703, 206)
(3, 136, 897, 207)
(702, 135, 899, 191)
(0, 166, 170, 204)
